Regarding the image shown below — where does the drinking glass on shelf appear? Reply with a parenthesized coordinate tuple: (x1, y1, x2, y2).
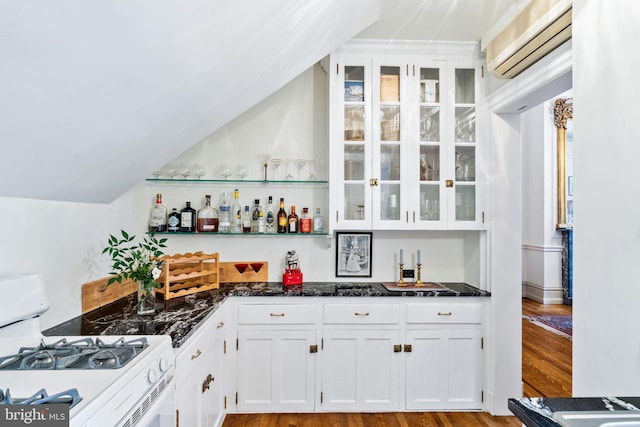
(191, 163, 205, 179)
(258, 154, 271, 181)
(270, 158, 282, 180)
(307, 159, 318, 181)
(285, 159, 295, 180)
(219, 164, 232, 179)
(250, 262, 264, 284)
(234, 263, 251, 284)
(235, 165, 248, 180)
(178, 163, 190, 179)
(295, 159, 307, 180)
(162, 162, 178, 179)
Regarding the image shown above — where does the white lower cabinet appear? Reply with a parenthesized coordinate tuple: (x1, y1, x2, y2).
(320, 329, 402, 411)
(236, 329, 317, 412)
(405, 328, 483, 410)
(175, 310, 226, 427)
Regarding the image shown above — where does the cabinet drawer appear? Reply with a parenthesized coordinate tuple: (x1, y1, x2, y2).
(237, 304, 316, 325)
(323, 303, 400, 324)
(406, 302, 482, 324)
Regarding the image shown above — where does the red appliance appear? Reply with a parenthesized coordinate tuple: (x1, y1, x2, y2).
(282, 250, 303, 286)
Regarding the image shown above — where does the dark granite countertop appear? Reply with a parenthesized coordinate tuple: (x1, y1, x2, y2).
(43, 281, 489, 349)
(509, 397, 640, 426)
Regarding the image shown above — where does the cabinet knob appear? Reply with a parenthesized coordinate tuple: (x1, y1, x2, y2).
(404, 344, 412, 353)
(369, 178, 379, 186)
(446, 180, 454, 188)
(393, 344, 402, 353)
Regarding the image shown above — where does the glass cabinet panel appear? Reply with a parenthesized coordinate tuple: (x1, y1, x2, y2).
(344, 66, 365, 101)
(344, 106, 365, 141)
(344, 183, 365, 220)
(455, 69, 475, 104)
(419, 146, 440, 182)
(380, 66, 400, 102)
(455, 107, 475, 143)
(420, 184, 440, 221)
(381, 184, 401, 221)
(344, 145, 365, 181)
(420, 68, 440, 103)
(380, 145, 400, 181)
(454, 146, 475, 182)
(420, 107, 440, 142)
(455, 186, 475, 221)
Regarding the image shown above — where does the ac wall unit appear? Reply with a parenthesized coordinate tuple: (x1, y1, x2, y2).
(486, 0, 572, 79)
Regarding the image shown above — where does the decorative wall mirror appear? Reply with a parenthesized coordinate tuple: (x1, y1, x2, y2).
(554, 97, 573, 228)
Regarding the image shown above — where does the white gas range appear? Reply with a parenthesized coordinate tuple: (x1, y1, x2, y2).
(0, 274, 176, 427)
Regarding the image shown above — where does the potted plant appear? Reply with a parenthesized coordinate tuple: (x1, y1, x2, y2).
(103, 230, 167, 315)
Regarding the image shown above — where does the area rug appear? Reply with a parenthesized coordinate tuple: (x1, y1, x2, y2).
(523, 315, 572, 339)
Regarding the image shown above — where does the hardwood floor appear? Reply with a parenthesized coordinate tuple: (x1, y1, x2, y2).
(222, 298, 572, 427)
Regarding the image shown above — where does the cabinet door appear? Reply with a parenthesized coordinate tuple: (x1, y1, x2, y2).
(236, 329, 316, 412)
(321, 329, 402, 411)
(175, 320, 225, 427)
(331, 58, 373, 230)
(405, 328, 482, 410)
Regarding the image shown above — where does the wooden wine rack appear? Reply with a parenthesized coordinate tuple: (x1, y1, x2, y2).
(157, 251, 220, 300)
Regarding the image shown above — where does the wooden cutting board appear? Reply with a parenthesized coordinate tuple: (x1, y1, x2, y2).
(81, 276, 137, 313)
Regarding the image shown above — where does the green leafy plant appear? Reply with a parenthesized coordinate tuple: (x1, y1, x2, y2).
(102, 230, 168, 291)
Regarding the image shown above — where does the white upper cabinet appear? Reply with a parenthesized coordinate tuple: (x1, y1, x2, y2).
(329, 42, 485, 231)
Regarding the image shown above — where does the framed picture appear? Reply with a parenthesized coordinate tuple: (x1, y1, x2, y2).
(335, 232, 372, 277)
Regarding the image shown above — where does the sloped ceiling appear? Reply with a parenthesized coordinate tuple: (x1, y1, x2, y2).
(0, 0, 517, 203)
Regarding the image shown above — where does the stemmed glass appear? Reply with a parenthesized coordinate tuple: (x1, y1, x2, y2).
(307, 159, 318, 181)
(235, 165, 248, 180)
(250, 262, 264, 284)
(191, 163, 205, 179)
(270, 158, 282, 180)
(162, 162, 178, 179)
(295, 159, 307, 180)
(284, 159, 295, 180)
(219, 164, 232, 179)
(258, 154, 271, 181)
(234, 263, 251, 284)
(178, 163, 191, 179)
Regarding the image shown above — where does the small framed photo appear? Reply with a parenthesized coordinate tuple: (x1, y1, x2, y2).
(335, 232, 372, 277)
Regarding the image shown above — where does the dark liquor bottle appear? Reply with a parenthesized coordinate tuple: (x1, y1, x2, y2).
(300, 207, 312, 233)
(148, 193, 167, 232)
(242, 206, 252, 233)
(180, 201, 197, 232)
(288, 205, 299, 233)
(251, 199, 261, 232)
(167, 208, 180, 232)
(197, 195, 219, 232)
(277, 198, 287, 233)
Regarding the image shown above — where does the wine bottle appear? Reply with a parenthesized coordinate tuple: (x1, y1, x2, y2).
(300, 207, 312, 233)
(242, 205, 252, 233)
(180, 201, 197, 232)
(167, 208, 180, 232)
(148, 193, 168, 232)
(265, 196, 275, 233)
(197, 195, 219, 232)
(277, 198, 287, 233)
(288, 205, 299, 233)
(231, 189, 242, 232)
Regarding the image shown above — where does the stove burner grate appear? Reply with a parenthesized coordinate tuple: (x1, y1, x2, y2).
(0, 387, 82, 409)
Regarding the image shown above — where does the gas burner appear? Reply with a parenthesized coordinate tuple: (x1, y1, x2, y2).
(0, 337, 149, 370)
(0, 387, 82, 409)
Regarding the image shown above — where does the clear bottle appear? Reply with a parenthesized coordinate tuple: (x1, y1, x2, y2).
(231, 189, 242, 233)
(300, 207, 312, 233)
(219, 192, 231, 233)
(265, 196, 276, 233)
(148, 193, 168, 232)
(277, 198, 287, 233)
(258, 211, 265, 233)
(313, 208, 324, 233)
(251, 199, 261, 232)
(196, 195, 219, 232)
(288, 205, 299, 233)
(167, 208, 180, 232)
(180, 201, 197, 232)
(242, 205, 252, 233)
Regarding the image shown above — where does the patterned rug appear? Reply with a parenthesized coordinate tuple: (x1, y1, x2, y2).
(524, 315, 572, 339)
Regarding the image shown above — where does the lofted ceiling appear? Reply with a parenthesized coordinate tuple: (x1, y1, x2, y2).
(0, 0, 519, 203)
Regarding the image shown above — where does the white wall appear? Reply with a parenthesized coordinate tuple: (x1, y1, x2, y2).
(572, 0, 640, 395)
(521, 102, 563, 303)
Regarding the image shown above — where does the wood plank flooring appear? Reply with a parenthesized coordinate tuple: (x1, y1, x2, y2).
(222, 298, 572, 427)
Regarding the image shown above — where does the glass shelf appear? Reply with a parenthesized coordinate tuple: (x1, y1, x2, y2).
(146, 178, 328, 185)
(147, 231, 329, 236)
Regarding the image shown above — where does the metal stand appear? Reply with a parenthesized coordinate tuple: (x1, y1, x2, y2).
(415, 263, 424, 286)
(397, 263, 406, 286)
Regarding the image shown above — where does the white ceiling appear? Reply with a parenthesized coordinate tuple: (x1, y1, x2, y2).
(0, 0, 519, 203)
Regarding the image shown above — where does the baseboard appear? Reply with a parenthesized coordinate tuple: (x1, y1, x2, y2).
(522, 281, 563, 304)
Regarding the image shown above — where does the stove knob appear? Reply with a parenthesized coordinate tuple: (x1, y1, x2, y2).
(147, 367, 159, 384)
(158, 357, 170, 372)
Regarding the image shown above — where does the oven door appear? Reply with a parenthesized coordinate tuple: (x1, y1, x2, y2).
(136, 372, 176, 427)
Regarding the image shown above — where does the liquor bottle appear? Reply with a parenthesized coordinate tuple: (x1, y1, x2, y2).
(265, 196, 275, 233)
(251, 199, 261, 232)
(180, 201, 197, 232)
(258, 211, 265, 233)
(242, 206, 252, 233)
(287, 205, 299, 233)
(313, 208, 325, 233)
(277, 198, 287, 233)
(219, 192, 231, 233)
(148, 193, 168, 232)
(196, 195, 219, 232)
(231, 189, 242, 232)
(167, 208, 180, 232)
(300, 207, 312, 233)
